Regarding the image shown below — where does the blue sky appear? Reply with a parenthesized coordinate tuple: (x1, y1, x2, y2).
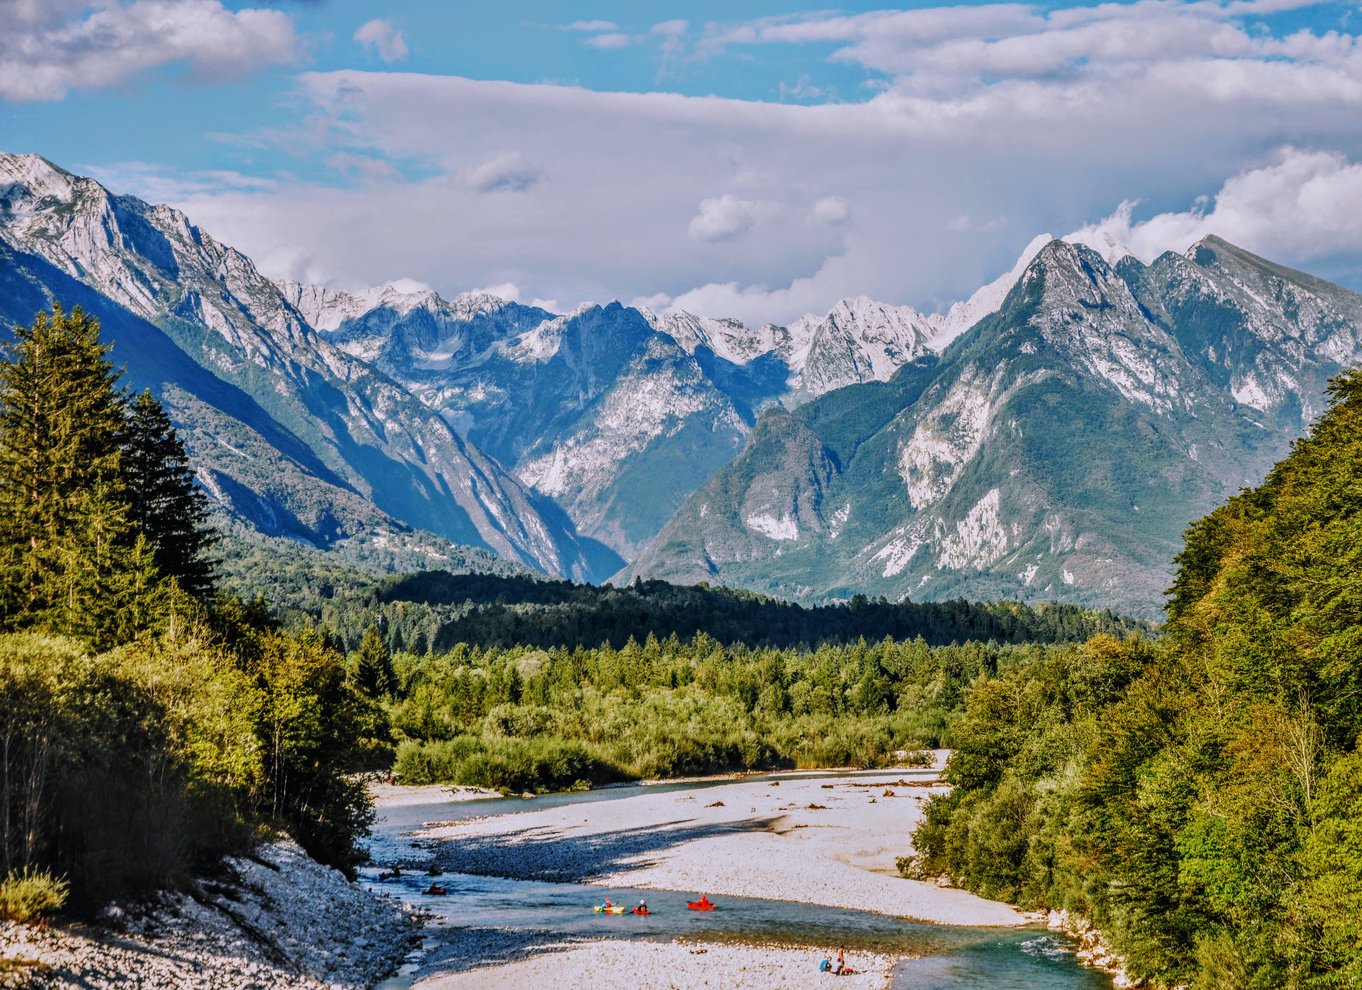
(4, 0, 1362, 323)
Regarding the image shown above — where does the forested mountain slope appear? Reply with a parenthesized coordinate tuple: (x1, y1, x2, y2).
(912, 369, 1362, 988)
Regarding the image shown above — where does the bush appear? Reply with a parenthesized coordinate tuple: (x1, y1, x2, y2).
(0, 869, 68, 922)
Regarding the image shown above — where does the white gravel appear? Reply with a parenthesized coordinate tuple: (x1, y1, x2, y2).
(413, 771, 1024, 926)
(414, 935, 895, 990)
(0, 841, 414, 990)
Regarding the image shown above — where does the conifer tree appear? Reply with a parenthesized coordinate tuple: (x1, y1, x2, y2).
(0, 305, 141, 641)
(355, 624, 395, 698)
(122, 389, 216, 597)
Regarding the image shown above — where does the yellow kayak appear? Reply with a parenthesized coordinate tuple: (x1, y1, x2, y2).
(594, 904, 626, 914)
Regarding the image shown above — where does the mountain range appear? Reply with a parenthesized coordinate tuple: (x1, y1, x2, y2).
(3, 152, 1360, 617)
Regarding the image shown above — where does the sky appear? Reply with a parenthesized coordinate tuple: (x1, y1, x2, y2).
(3, 0, 1362, 325)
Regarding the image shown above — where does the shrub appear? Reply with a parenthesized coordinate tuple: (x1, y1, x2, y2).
(0, 869, 68, 923)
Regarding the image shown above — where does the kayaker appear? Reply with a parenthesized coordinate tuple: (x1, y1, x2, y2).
(639, 899, 648, 914)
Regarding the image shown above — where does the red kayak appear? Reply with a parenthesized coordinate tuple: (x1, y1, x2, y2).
(687, 899, 716, 911)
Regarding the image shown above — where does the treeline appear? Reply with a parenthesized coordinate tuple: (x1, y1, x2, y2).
(910, 370, 1362, 988)
(0, 307, 373, 917)
(376, 631, 1069, 792)
(258, 567, 1149, 656)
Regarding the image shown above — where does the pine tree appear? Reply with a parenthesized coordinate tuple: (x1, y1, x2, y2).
(354, 624, 395, 698)
(122, 389, 216, 597)
(0, 305, 141, 642)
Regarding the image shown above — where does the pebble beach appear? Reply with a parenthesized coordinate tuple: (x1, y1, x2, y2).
(385, 761, 1027, 989)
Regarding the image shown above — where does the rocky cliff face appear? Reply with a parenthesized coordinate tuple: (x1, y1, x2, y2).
(8, 152, 1359, 613)
(0, 153, 604, 579)
(623, 239, 1362, 617)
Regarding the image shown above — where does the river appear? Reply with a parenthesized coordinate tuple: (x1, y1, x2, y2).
(364, 773, 1114, 990)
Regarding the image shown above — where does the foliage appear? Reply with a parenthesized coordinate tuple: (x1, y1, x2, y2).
(912, 368, 1362, 988)
(387, 633, 1065, 790)
(0, 868, 68, 923)
(122, 389, 217, 595)
(0, 306, 380, 909)
(225, 560, 1149, 657)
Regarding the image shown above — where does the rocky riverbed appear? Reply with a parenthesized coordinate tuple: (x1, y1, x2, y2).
(0, 841, 414, 990)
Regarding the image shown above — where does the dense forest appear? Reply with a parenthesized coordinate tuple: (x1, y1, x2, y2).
(222, 561, 1148, 655)
(0, 307, 373, 919)
(375, 634, 1079, 792)
(909, 369, 1362, 988)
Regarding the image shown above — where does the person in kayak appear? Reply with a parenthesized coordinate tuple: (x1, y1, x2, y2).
(635, 899, 649, 915)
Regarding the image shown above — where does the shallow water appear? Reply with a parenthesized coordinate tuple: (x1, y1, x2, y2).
(367, 775, 1113, 989)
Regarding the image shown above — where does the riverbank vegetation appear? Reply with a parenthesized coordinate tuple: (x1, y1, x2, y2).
(910, 369, 1362, 988)
(377, 634, 1093, 790)
(0, 307, 373, 916)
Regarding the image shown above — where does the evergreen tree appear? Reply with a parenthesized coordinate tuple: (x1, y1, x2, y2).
(122, 390, 216, 597)
(0, 306, 143, 643)
(354, 624, 395, 698)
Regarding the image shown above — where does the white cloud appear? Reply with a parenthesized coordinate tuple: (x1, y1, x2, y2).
(354, 19, 408, 64)
(811, 196, 851, 226)
(651, 19, 688, 37)
(469, 282, 522, 302)
(460, 153, 542, 194)
(564, 20, 618, 33)
(1068, 148, 1362, 263)
(688, 195, 777, 242)
(585, 33, 632, 50)
(123, 0, 1362, 328)
(0, 0, 298, 103)
(385, 277, 433, 294)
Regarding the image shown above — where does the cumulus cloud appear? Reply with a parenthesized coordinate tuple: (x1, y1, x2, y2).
(460, 153, 542, 194)
(130, 0, 1362, 327)
(688, 195, 778, 242)
(0, 0, 298, 102)
(354, 18, 408, 63)
(811, 196, 851, 226)
(1068, 148, 1362, 263)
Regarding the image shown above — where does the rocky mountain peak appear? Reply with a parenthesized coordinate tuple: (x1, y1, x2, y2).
(0, 153, 82, 212)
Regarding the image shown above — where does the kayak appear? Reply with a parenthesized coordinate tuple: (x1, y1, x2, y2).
(631, 908, 650, 915)
(594, 905, 626, 914)
(687, 900, 716, 911)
